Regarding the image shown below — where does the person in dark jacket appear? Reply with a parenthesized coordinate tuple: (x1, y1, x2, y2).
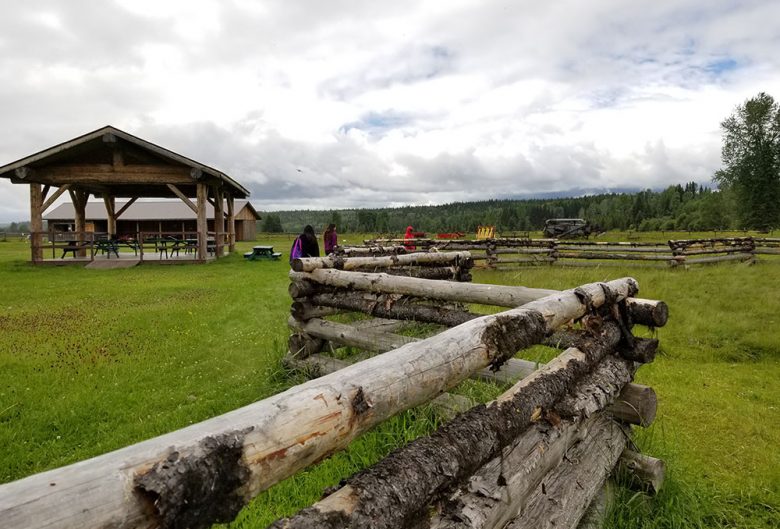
(300, 224, 320, 257)
(323, 223, 338, 254)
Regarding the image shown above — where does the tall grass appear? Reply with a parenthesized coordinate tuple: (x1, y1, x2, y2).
(0, 235, 778, 527)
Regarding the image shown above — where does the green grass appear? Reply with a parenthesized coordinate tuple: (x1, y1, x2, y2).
(1, 234, 779, 528)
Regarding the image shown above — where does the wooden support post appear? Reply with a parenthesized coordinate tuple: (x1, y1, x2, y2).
(29, 183, 43, 263)
(196, 182, 207, 261)
(104, 196, 116, 238)
(69, 189, 89, 257)
(227, 195, 235, 253)
(213, 184, 224, 257)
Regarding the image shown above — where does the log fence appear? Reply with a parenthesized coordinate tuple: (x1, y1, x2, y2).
(281, 252, 668, 528)
(360, 236, 768, 267)
(0, 252, 666, 529)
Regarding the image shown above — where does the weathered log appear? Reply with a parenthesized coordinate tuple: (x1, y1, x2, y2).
(504, 415, 627, 529)
(288, 317, 419, 352)
(0, 280, 635, 529)
(494, 257, 557, 264)
(286, 340, 653, 427)
(555, 355, 636, 419)
(300, 291, 478, 327)
(426, 414, 606, 529)
(289, 302, 343, 321)
(269, 320, 632, 529)
(290, 268, 561, 308)
(557, 245, 670, 253)
(625, 297, 668, 327)
(287, 333, 325, 359)
(606, 383, 657, 426)
(382, 266, 465, 281)
(556, 251, 680, 261)
(292, 251, 473, 272)
(290, 269, 665, 328)
(618, 450, 666, 495)
(576, 481, 614, 529)
(683, 253, 755, 265)
(677, 246, 754, 256)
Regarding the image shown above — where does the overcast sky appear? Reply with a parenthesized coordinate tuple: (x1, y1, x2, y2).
(1, 0, 779, 221)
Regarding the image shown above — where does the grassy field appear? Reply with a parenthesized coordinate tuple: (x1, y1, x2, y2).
(0, 232, 778, 528)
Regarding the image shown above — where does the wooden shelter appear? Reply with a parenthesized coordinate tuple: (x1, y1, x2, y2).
(0, 126, 251, 263)
(44, 199, 260, 241)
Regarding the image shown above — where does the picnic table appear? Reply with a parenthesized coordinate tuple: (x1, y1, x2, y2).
(244, 245, 282, 261)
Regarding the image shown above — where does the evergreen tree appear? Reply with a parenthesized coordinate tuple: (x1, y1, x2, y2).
(714, 92, 780, 230)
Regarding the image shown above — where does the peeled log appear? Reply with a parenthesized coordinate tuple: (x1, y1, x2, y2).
(292, 268, 561, 308)
(269, 321, 628, 529)
(292, 251, 473, 272)
(504, 415, 627, 529)
(0, 281, 636, 529)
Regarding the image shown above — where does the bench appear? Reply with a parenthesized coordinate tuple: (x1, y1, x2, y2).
(244, 245, 282, 261)
(60, 242, 91, 259)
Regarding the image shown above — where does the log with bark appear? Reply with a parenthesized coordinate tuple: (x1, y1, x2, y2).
(292, 251, 473, 272)
(285, 320, 656, 427)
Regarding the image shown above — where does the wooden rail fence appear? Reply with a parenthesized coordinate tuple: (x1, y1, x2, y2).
(0, 252, 666, 529)
(282, 252, 667, 528)
(360, 236, 769, 267)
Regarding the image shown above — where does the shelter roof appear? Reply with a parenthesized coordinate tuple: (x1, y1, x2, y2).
(44, 200, 259, 221)
(0, 126, 250, 199)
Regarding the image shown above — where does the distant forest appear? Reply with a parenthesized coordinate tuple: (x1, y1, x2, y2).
(260, 182, 736, 235)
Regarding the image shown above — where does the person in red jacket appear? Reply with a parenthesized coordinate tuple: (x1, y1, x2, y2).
(404, 225, 416, 251)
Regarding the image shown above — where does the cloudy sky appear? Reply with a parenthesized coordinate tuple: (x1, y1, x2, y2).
(1, 0, 779, 221)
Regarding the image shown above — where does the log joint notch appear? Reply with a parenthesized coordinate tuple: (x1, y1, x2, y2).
(134, 427, 254, 529)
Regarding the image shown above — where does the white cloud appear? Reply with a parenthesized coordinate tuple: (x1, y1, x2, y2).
(1, 0, 780, 221)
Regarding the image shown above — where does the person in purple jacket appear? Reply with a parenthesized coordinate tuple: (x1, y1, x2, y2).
(323, 223, 338, 254)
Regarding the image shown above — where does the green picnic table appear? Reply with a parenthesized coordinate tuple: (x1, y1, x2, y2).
(244, 245, 282, 261)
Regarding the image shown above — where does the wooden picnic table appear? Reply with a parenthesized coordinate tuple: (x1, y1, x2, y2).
(244, 245, 282, 261)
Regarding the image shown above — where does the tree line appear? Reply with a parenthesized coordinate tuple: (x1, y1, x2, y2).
(261, 182, 732, 235)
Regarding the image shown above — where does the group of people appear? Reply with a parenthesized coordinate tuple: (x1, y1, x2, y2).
(290, 223, 337, 261)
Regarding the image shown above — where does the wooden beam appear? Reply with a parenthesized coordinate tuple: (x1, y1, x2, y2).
(31, 165, 193, 185)
(115, 197, 138, 219)
(41, 185, 50, 201)
(166, 184, 198, 213)
(41, 185, 70, 213)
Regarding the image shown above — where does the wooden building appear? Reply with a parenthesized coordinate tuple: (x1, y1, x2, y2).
(0, 126, 252, 263)
(44, 200, 259, 241)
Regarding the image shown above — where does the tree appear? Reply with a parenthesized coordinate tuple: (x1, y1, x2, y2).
(714, 92, 780, 231)
(261, 214, 283, 232)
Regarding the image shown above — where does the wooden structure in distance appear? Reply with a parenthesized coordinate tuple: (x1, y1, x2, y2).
(0, 126, 250, 263)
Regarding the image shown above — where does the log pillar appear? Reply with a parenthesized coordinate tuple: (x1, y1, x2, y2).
(29, 183, 43, 263)
(196, 182, 208, 261)
(69, 189, 89, 257)
(213, 184, 224, 257)
(227, 195, 236, 253)
(103, 196, 116, 238)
